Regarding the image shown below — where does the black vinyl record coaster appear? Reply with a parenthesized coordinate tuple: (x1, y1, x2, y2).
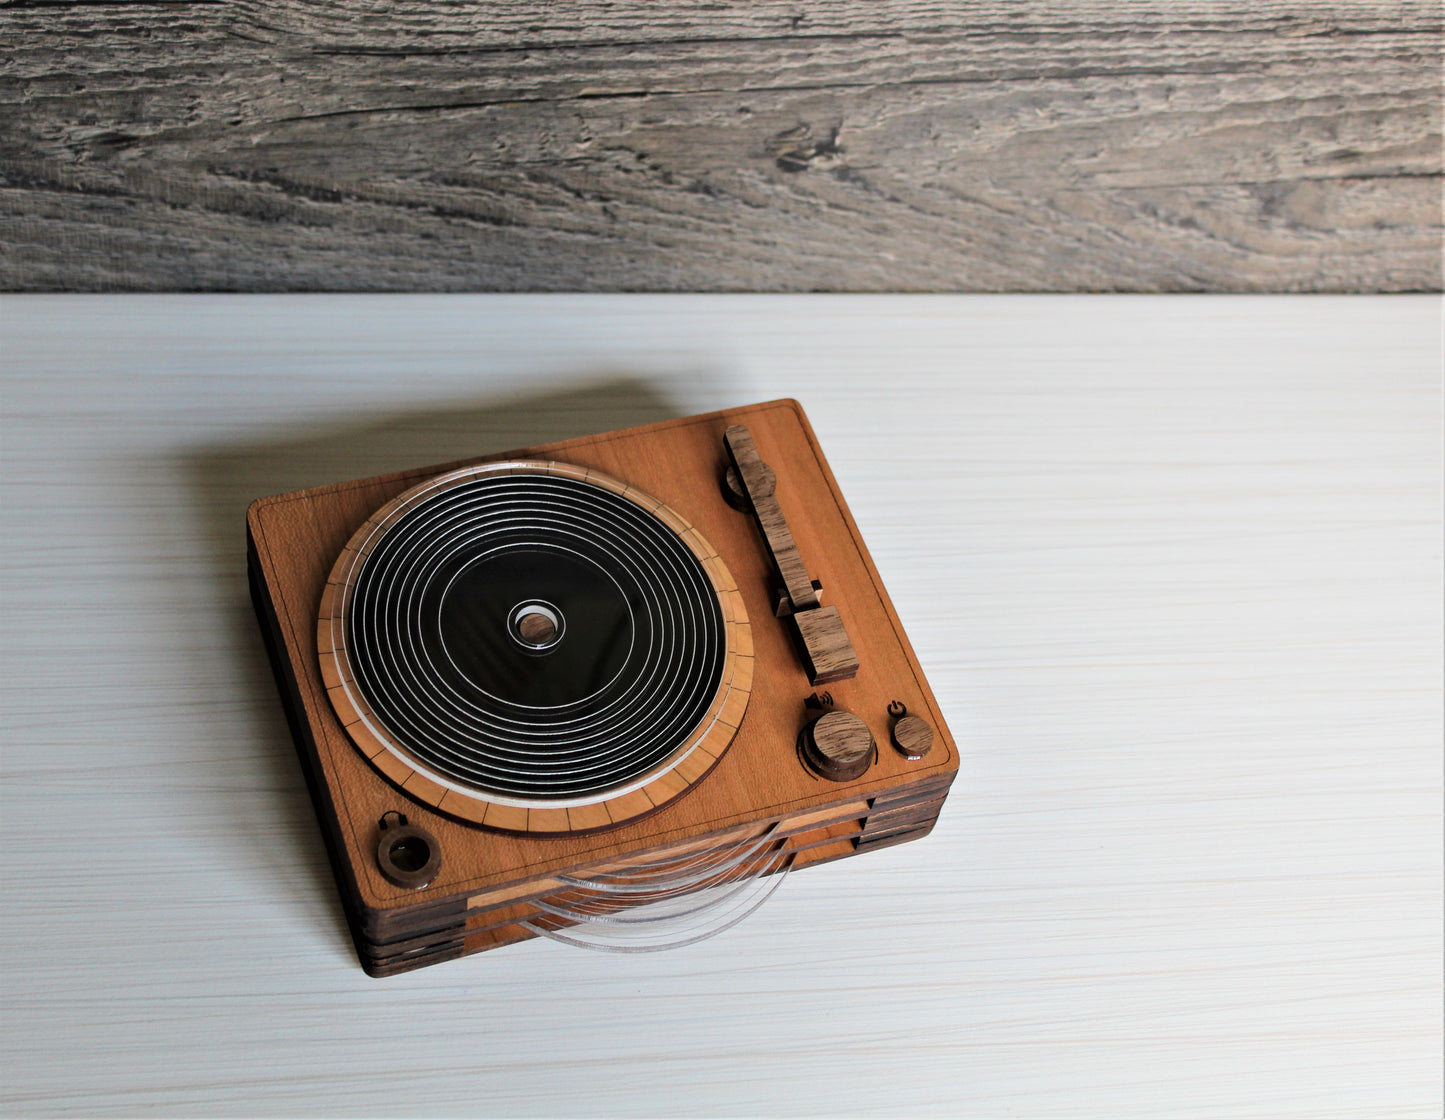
(319, 461, 751, 831)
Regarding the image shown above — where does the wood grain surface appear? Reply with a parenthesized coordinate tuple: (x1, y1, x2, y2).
(1, 1, 1440, 292)
(0, 295, 1440, 1116)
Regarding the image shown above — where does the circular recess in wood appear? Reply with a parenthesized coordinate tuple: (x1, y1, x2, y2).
(319, 461, 752, 835)
(511, 600, 563, 650)
(890, 715, 934, 760)
(721, 462, 775, 511)
(376, 820, 441, 890)
(801, 710, 875, 782)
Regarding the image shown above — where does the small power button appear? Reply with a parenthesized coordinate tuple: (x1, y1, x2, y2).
(888, 704, 934, 760)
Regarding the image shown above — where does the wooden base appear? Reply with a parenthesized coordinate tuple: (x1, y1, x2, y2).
(247, 399, 958, 975)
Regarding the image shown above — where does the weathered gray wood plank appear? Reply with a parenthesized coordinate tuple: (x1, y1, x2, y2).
(1, 0, 1439, 291)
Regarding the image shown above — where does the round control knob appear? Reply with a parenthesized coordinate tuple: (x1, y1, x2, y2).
(800, 710, 874, 782)
(890, 714, 934, 760)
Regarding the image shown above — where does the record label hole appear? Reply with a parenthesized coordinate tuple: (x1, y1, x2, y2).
(518, 611, 556, 644)
(509, 601, 564, 652)
(387, 836, 432, 873)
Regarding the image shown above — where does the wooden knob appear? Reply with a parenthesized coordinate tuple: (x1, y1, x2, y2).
(801, 710, 874, 782)
(890, 714, 934, 760)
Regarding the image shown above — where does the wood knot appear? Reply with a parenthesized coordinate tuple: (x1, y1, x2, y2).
(769, 123, 844, 173)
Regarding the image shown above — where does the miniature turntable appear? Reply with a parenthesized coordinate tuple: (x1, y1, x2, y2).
(248, 399, 957, 975)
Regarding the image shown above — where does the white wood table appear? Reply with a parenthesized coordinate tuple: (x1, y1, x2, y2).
(2, 295, 1440, 1118)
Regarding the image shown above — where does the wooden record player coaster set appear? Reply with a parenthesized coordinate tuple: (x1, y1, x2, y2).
(248, 399, 957, 975)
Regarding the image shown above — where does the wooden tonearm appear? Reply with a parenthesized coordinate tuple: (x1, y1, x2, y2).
(723, 424, 860, 685)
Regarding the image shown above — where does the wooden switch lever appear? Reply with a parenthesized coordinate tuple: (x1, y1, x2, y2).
(724, 424, 819, 613)
(724, 424, 859, 684)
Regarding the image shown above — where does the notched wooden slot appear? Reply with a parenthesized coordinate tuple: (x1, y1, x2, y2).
(773, 579, 823, 618)
(723, 424, 859, 685)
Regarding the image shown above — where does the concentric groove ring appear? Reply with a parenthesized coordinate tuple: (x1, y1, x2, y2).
(318, 461, 753, 835)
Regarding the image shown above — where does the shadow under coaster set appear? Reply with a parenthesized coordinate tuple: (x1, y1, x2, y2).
(248, 400, 957, 975)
